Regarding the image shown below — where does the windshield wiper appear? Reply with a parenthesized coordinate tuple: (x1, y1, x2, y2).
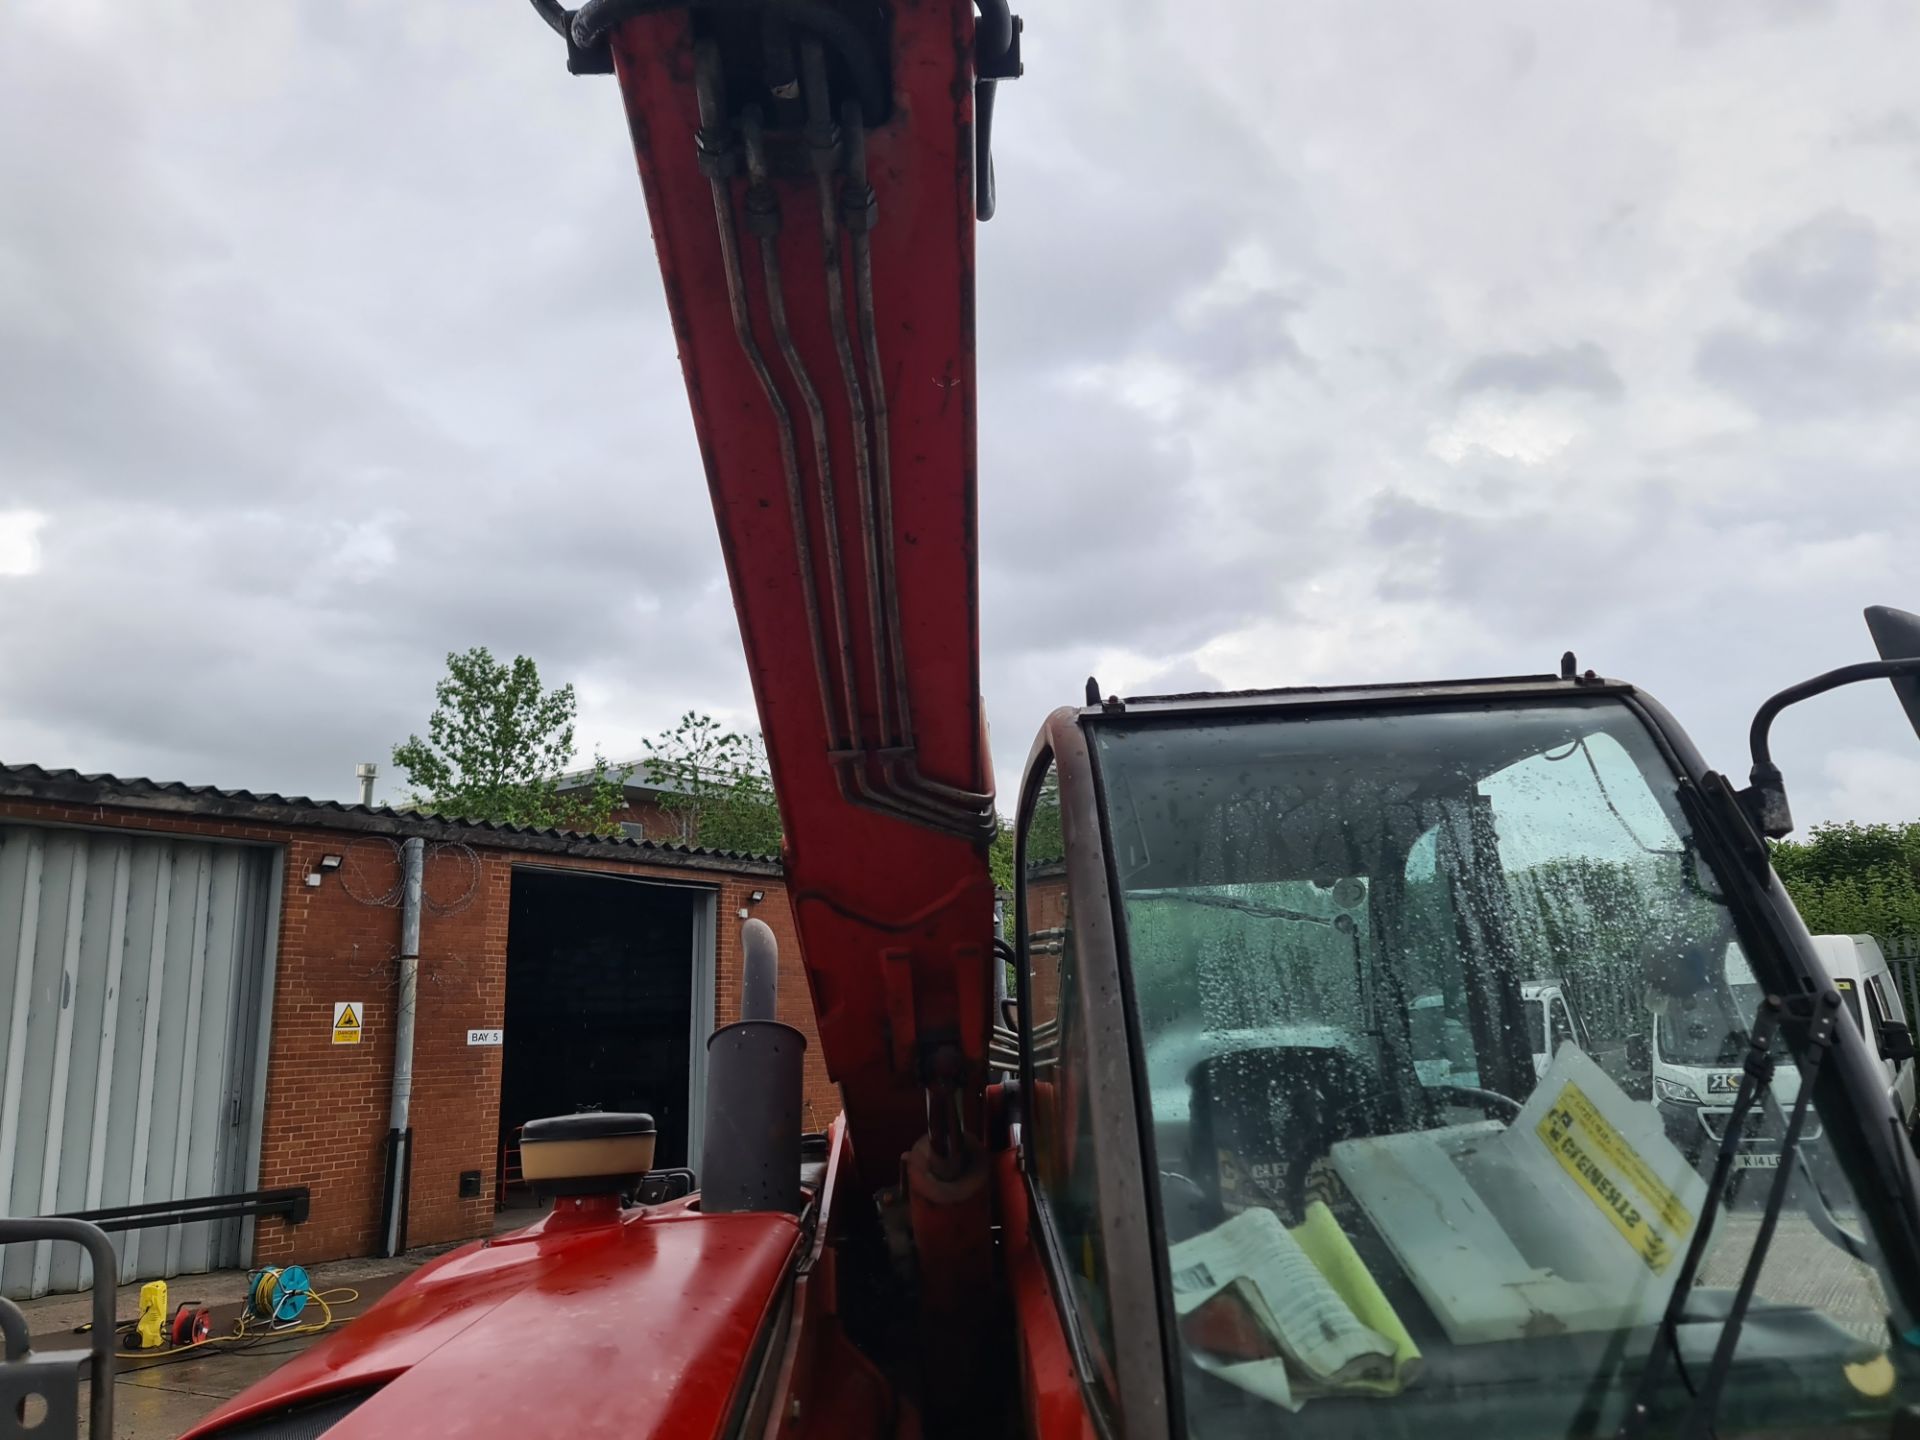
(1615, 989, 1842, 1440)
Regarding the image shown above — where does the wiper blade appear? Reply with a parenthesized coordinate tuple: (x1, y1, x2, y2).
(1678, 992, 1839, 1439)
(1615, 989, 1842, 1440)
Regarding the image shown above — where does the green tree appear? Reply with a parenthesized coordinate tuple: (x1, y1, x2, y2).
(988, 779, 1067, 897)
(1773, 821, 1920, 948)
(988, 815, 1015, 895)
(642, 712, 783, 856)
(391, 647, 625, 834)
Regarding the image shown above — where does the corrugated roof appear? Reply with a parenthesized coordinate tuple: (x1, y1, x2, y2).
(0, 763, 781, 874)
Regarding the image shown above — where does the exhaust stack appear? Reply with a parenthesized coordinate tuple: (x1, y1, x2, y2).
(699, 919, 804, 1214)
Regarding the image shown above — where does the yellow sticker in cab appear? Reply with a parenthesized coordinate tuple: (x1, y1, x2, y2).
(1538, 1081, 1695, 1272)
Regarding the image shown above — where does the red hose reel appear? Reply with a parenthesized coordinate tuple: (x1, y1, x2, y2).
(167, 1302, 212, 1348)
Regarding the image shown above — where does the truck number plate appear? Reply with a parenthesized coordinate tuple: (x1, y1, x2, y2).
(1733, 1153, 1780, 1169)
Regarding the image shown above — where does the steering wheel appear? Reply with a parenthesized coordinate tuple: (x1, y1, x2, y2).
(1424, 1083, 1523, 1120)
(1323, 1082, 1523, 1129)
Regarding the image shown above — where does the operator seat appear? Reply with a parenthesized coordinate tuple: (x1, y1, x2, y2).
(1185, 1043, 1389, 1223)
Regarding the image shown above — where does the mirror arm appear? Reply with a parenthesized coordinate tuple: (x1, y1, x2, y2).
(1742, 657, 1920, 839)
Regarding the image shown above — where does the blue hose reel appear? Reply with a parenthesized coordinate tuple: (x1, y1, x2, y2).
(245, 1266, 312, 1326)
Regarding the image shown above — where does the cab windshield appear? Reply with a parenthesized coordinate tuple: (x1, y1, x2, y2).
(1092, 698, 1913, 1439)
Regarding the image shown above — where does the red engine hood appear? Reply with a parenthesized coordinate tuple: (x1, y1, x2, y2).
(183, 1202, 800, 1440)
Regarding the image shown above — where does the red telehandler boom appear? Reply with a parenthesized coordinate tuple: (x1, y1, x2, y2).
(24, 5, 1920, 1439)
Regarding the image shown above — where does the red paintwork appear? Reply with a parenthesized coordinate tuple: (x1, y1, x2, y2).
(996, 1145, 1097, 1440)
(186, 1119, 900, 1440)
(765, 1119, 901, 1440)
(180, 1198, 799, 1440)
(606, 2, 997, 1193)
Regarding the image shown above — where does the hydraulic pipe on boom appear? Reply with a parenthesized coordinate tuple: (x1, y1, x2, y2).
(566, 0, 1013, 1209)
(575, 9, 1018, 1412)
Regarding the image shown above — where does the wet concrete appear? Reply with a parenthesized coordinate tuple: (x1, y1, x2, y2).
(12, 1246, 459, 1439)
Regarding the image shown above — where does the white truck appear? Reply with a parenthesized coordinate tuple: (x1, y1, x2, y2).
(1649, 935, 1915, 1168)
(1521, 978, 1587, 1079)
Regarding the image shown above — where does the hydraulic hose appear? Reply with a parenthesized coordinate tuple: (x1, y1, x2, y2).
(569, 0, 890, 123)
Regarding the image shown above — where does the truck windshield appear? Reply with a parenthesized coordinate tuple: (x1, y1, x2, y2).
(1658, 986, 1765, 1067)
(1092, 698, 1914, 1439)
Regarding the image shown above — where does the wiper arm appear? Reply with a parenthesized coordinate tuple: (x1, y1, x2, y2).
(1616, 990, 1842, 1440)
(1760, 1079, 1867, 1259)
(1678, 991, 1839, 1439)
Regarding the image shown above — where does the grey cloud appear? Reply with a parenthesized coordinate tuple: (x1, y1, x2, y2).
(1363, 486, 1685, 645)
(979, 384, 1280, 658)
(1504, 27, 1541, 81)
(1659, 0, 1834, 47)
(1453, 342, 1624, 401)
(1694, 325, 1920, 416)
(978, 15, 1314, 382)
(1367, 492, 1451, 549)
(1128, 658, 1226, 698)
(1839, 112, 1920, 150)
(1735, 210, 1884, 326)
(1694, 211, 1920, 416)
(0, 487, 743, 798)
(1164, 292, 1316, 383)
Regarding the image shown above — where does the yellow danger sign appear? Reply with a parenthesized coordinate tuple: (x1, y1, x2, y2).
(332, 1002, 363, 1045)
(1537, 1081, 1694, 1273)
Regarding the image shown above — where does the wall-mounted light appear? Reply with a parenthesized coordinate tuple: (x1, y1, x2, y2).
(748, 889, 765, 904)
(318, 854, 344, 871)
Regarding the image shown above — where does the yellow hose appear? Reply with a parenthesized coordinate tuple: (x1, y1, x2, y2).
(117, 1286, 360, 1361)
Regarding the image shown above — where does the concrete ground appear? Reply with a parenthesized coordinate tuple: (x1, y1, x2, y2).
(12, 1212, 542, 1440)
(1696, 1210, 1890, 1344)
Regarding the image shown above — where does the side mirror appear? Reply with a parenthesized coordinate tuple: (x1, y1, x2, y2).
(1881, 1022, 1916, 1065)
(1740, 604, 1920, 839)
(1866, 605, 1920, 742)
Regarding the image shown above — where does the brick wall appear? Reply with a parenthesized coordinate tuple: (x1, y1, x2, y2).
(1024, 869, 1068, 1022)
(0, 796, 814, 1267)
(608, 794, 684, 842)
(245, 839, 518, 1263)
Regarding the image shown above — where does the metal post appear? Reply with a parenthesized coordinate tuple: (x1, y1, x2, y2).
(383, 837, 424, 1256)
(356, 762, 378, 807)
(0, 1218, 117, 1440)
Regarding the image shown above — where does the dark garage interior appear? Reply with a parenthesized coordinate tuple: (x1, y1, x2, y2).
(500, 869, 699, 1194)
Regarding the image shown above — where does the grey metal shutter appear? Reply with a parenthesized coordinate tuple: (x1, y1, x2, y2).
(0, 825, 278, 1296)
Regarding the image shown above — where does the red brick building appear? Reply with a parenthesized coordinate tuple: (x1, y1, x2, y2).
(0, 765, 832, 1295)
(554, 759, 698, 845)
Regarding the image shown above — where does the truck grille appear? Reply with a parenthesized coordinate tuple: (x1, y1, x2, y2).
(1699, 1106, 1821, 1143)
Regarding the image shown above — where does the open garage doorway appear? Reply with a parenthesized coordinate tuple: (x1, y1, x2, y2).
(498, 869, 715, 1212)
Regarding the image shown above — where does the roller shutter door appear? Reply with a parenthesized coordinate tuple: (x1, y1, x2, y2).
(0, 825, 276, 1296)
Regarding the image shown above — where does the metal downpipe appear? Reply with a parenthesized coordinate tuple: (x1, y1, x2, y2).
(382, 836, 424, 1257)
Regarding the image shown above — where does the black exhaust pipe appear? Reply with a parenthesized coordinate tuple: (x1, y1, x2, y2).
(699, 919, 805, 1214)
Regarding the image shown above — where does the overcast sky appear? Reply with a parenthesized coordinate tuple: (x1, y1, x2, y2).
(3, 0, 1918, 829)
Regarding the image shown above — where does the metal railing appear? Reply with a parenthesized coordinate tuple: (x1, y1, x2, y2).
(55, 1187, 310, 1234)
(0, 1218, 116, 1440)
